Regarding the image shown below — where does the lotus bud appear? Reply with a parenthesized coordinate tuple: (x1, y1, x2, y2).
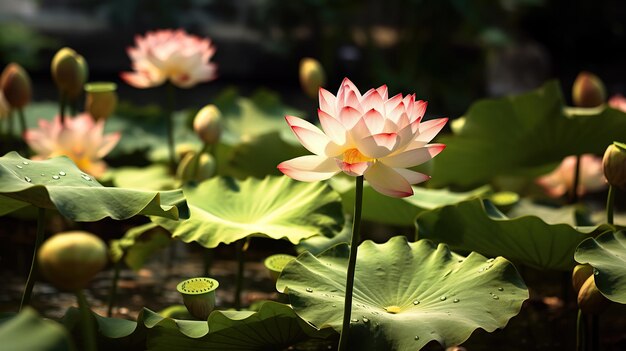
(299, 57, 326, 98)
(176, 151, 216, 183)
(51, 47, 88, 99)
(602, 142, 626, 190)
(84, 82, 118, 120)
(0, 63, 32, 108)
(572, 264, 594, 293)
(177, 277, 219, 320)
(193, 104, 222, 145)
(572, 71, 606, 107)
(264, 254, 296, 282)
(37, 231, 108, 291)
(577, 275, 609, 314)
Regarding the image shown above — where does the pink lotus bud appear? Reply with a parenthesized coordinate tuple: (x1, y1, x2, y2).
(572, 71, 606, 107)
(0, 63, 32, 108)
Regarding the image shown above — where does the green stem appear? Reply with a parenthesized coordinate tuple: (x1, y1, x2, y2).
(571, 155, 581, 204)
(202, 248, 213, 277)
(59, 94, 67, 125)
(107, 260, 122, 317)
(20, 208, 45, 311)
(576, 309, 586, 351)
(338, 176, 364, 351)
(166, 84, 177, 173)
(235, 240, 245, 310)
(607, 185, 615, 225)
(17, 108, 26, 138)
(76, 290, 97, 351)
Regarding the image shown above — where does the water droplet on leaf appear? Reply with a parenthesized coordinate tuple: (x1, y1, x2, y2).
(440, 296, 447, 301)
(492, 294, 499, 300)
(453, 298, 460, 303)
(351, 318, 359, 323)
(16, 165, 22, 169)
(24, 176, 31, 183)
(414, 336, 420, 341)
(305, 288, 313, 293)
(52, 175, 60, 180)
(59, 171, 66, 176)
(498, 287, 504, 291)
(412, 300, 420, 305)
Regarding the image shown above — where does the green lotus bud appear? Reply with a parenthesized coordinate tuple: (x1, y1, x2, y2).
(489, 191, 520, 213)
(602, 142, 626, 190)
(572, 71, 606, 107)
(299, 57, 326, 98)
(572, 264, 594, 293)
(85, 82, 118, 120)
(177, 277, 219, 320)
(176, 151, 216, 183)
(37, 231, 108, 291)
(51, 47, 88, 99)
(577, 275, 609, 314)
(264, 254, 296, 282)
(193, 104, 222, 145)
(0, 63, 32, 108)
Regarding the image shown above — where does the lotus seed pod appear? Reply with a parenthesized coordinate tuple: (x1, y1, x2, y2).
(0, 63, 32, 108)
(176, 151, 216, 183)
(193, 104, 222, 145)
(37, 231, 108, 291)
(489, 191, 519, 213)
(51, 47, 88, 99)
(84, 82, 118, 120)
(299, 57, 326, 98)
(577, 275, 609, 314)
(572, 71, 606, 107)
(602, 142, 626, 190)
(572, 264, 594, 293)
(177, 277, 219, 320)
(264, 254, 296, 282)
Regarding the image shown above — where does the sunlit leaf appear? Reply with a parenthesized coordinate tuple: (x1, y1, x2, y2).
(110, 222, 171, 271)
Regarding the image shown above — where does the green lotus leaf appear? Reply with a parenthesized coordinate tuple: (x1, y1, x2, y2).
(110, 222, 171, 271)
(330, 177, 490, 226)
(277, 236, 528, 351)
(152, 175, 344, 248)
(575, 231, 626, 304)
(110, 165, 176, 191)
(0, 152, 189, 221)
(430, 81, 626, 187)
(296, 215, 352, 256)
(0, 308, 75, 351)
(415, 198, 605, 270)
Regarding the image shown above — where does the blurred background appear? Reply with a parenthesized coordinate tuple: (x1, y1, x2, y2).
(1, 0, 625, 119)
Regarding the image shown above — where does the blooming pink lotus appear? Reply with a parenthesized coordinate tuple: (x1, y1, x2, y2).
(536, 154, 606, 198)
(24, 114, 121, 177)
(609, 94, 626, 112)
(278, 78, 447, 197)
(121, 29, 217, 89)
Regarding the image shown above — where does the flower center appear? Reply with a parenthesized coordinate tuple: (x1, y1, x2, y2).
(343, 148, 372, 164)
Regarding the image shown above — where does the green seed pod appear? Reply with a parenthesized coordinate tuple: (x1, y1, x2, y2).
(572, 264, 594, 293)
(488, 191, 520, 213)
(572, 71, 606, 108)
(85, 82, 118, 120)
(0, 63, 32, 108)
(264, 254, 296, 282)
(177, 277, 219, 320)
(51, 47, 88, 99)
(299, 57, 326, 99)
(577, 275, 609, 314)
(37, 231, 108, 291)
(602, 142, 626, 190)
(193, 104, 222, 145)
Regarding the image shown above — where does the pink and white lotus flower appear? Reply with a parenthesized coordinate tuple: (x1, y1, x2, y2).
(121, 29, 217, 89)
(278, 78, 447, 197)
(24, 114, 121, 177)
(536, 154, 606, 198)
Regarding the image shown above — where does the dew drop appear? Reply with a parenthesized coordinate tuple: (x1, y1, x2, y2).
(351, 318, 359, 323)
(492, 294, 499, 300)
(332, 304, 336, 308)
(439, 296, 447, 301)
(486, 258, 495, 263)
(40, 173, 45, 176)
(59, 171, 66, 176)
(412, 300, 420, 305)
(52, 175, 60, 180)
(478, 268, 485, 273)
(362, 317, 369, 323)
(498, 287, 504, 291)
(22, 161, 29, 165)
(594, 270, 600, 276)
(81, 175, 92, 181)
(16, 165, 23, 169)
(414, 336, 420, 341)
(24, 176, 31, 183)
(453, 298, 460, 303)
(305, 288, 313, 293)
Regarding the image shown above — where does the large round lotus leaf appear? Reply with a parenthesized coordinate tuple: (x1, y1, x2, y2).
(0, 308, 75, 351)
(152, 176, 344, 248)
(110, 165, 176, 191)
(0, 152, 188, 221)
(330, 177, 490, 226)
(575, 231, 626, 304)
(430, 81, 626, 187)
(110, 222, 171, 271)
(296, 215, 352, 256)
(415, 198, 604, 271)
(277, 236, 528, 351)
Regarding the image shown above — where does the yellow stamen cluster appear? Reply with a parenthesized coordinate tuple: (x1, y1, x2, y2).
(343, 148, 373, 164)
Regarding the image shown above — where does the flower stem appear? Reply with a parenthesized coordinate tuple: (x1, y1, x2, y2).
(607, 185, 615, 225)
(235, 239, 246, 310)
(17, 108, 27, 137)
(20, 208, 45, 311)
(166, 83, 177, 173)
(338, 175, 364, 351)
(570, 155, 582, 204)
(76, 290, 97, 351)
(107, 260, 122, 317)
(59, 94, 67, 125)
(576, 308, 586, 351)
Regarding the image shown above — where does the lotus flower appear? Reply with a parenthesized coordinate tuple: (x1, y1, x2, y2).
(609, 94, 626, 112)
(121, 29, 217, 89)
(24, 114, 121, 177)
(536, 154, 606, 198)
(278, 78, 447, 197)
